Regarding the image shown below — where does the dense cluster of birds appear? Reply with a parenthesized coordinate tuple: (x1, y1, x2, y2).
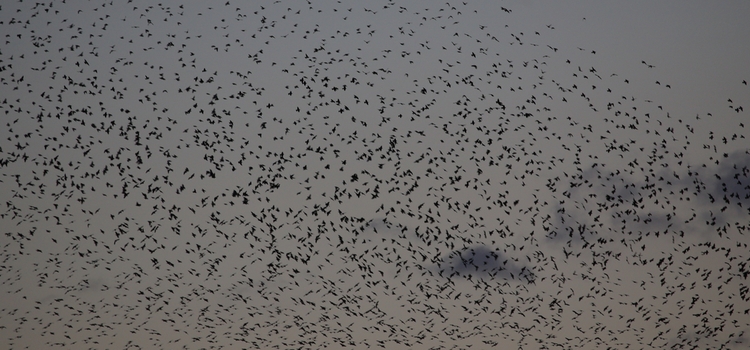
(1, 1, 749, 349)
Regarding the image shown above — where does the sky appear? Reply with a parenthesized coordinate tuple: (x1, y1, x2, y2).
(1, 0, 749, 349)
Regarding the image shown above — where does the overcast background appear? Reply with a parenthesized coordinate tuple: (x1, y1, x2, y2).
(1, 0, 749, 349)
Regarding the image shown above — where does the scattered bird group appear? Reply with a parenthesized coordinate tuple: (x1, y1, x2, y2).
(0, 1, 748, 349)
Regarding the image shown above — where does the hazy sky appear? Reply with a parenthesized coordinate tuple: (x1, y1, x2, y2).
(1, 0, 749, 349)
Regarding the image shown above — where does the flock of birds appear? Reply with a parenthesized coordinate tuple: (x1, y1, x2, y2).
(1, 1, 749, 349)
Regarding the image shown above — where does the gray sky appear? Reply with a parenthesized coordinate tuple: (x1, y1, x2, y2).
(1, 0, 749, 349)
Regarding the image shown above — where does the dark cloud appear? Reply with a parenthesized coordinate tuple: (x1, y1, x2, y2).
(546, 149, 750, 248)
(430, 244, 535, 283)
(710, 150, 750, 211)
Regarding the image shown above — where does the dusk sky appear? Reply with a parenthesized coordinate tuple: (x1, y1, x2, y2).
(1, 1, 749, 349)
